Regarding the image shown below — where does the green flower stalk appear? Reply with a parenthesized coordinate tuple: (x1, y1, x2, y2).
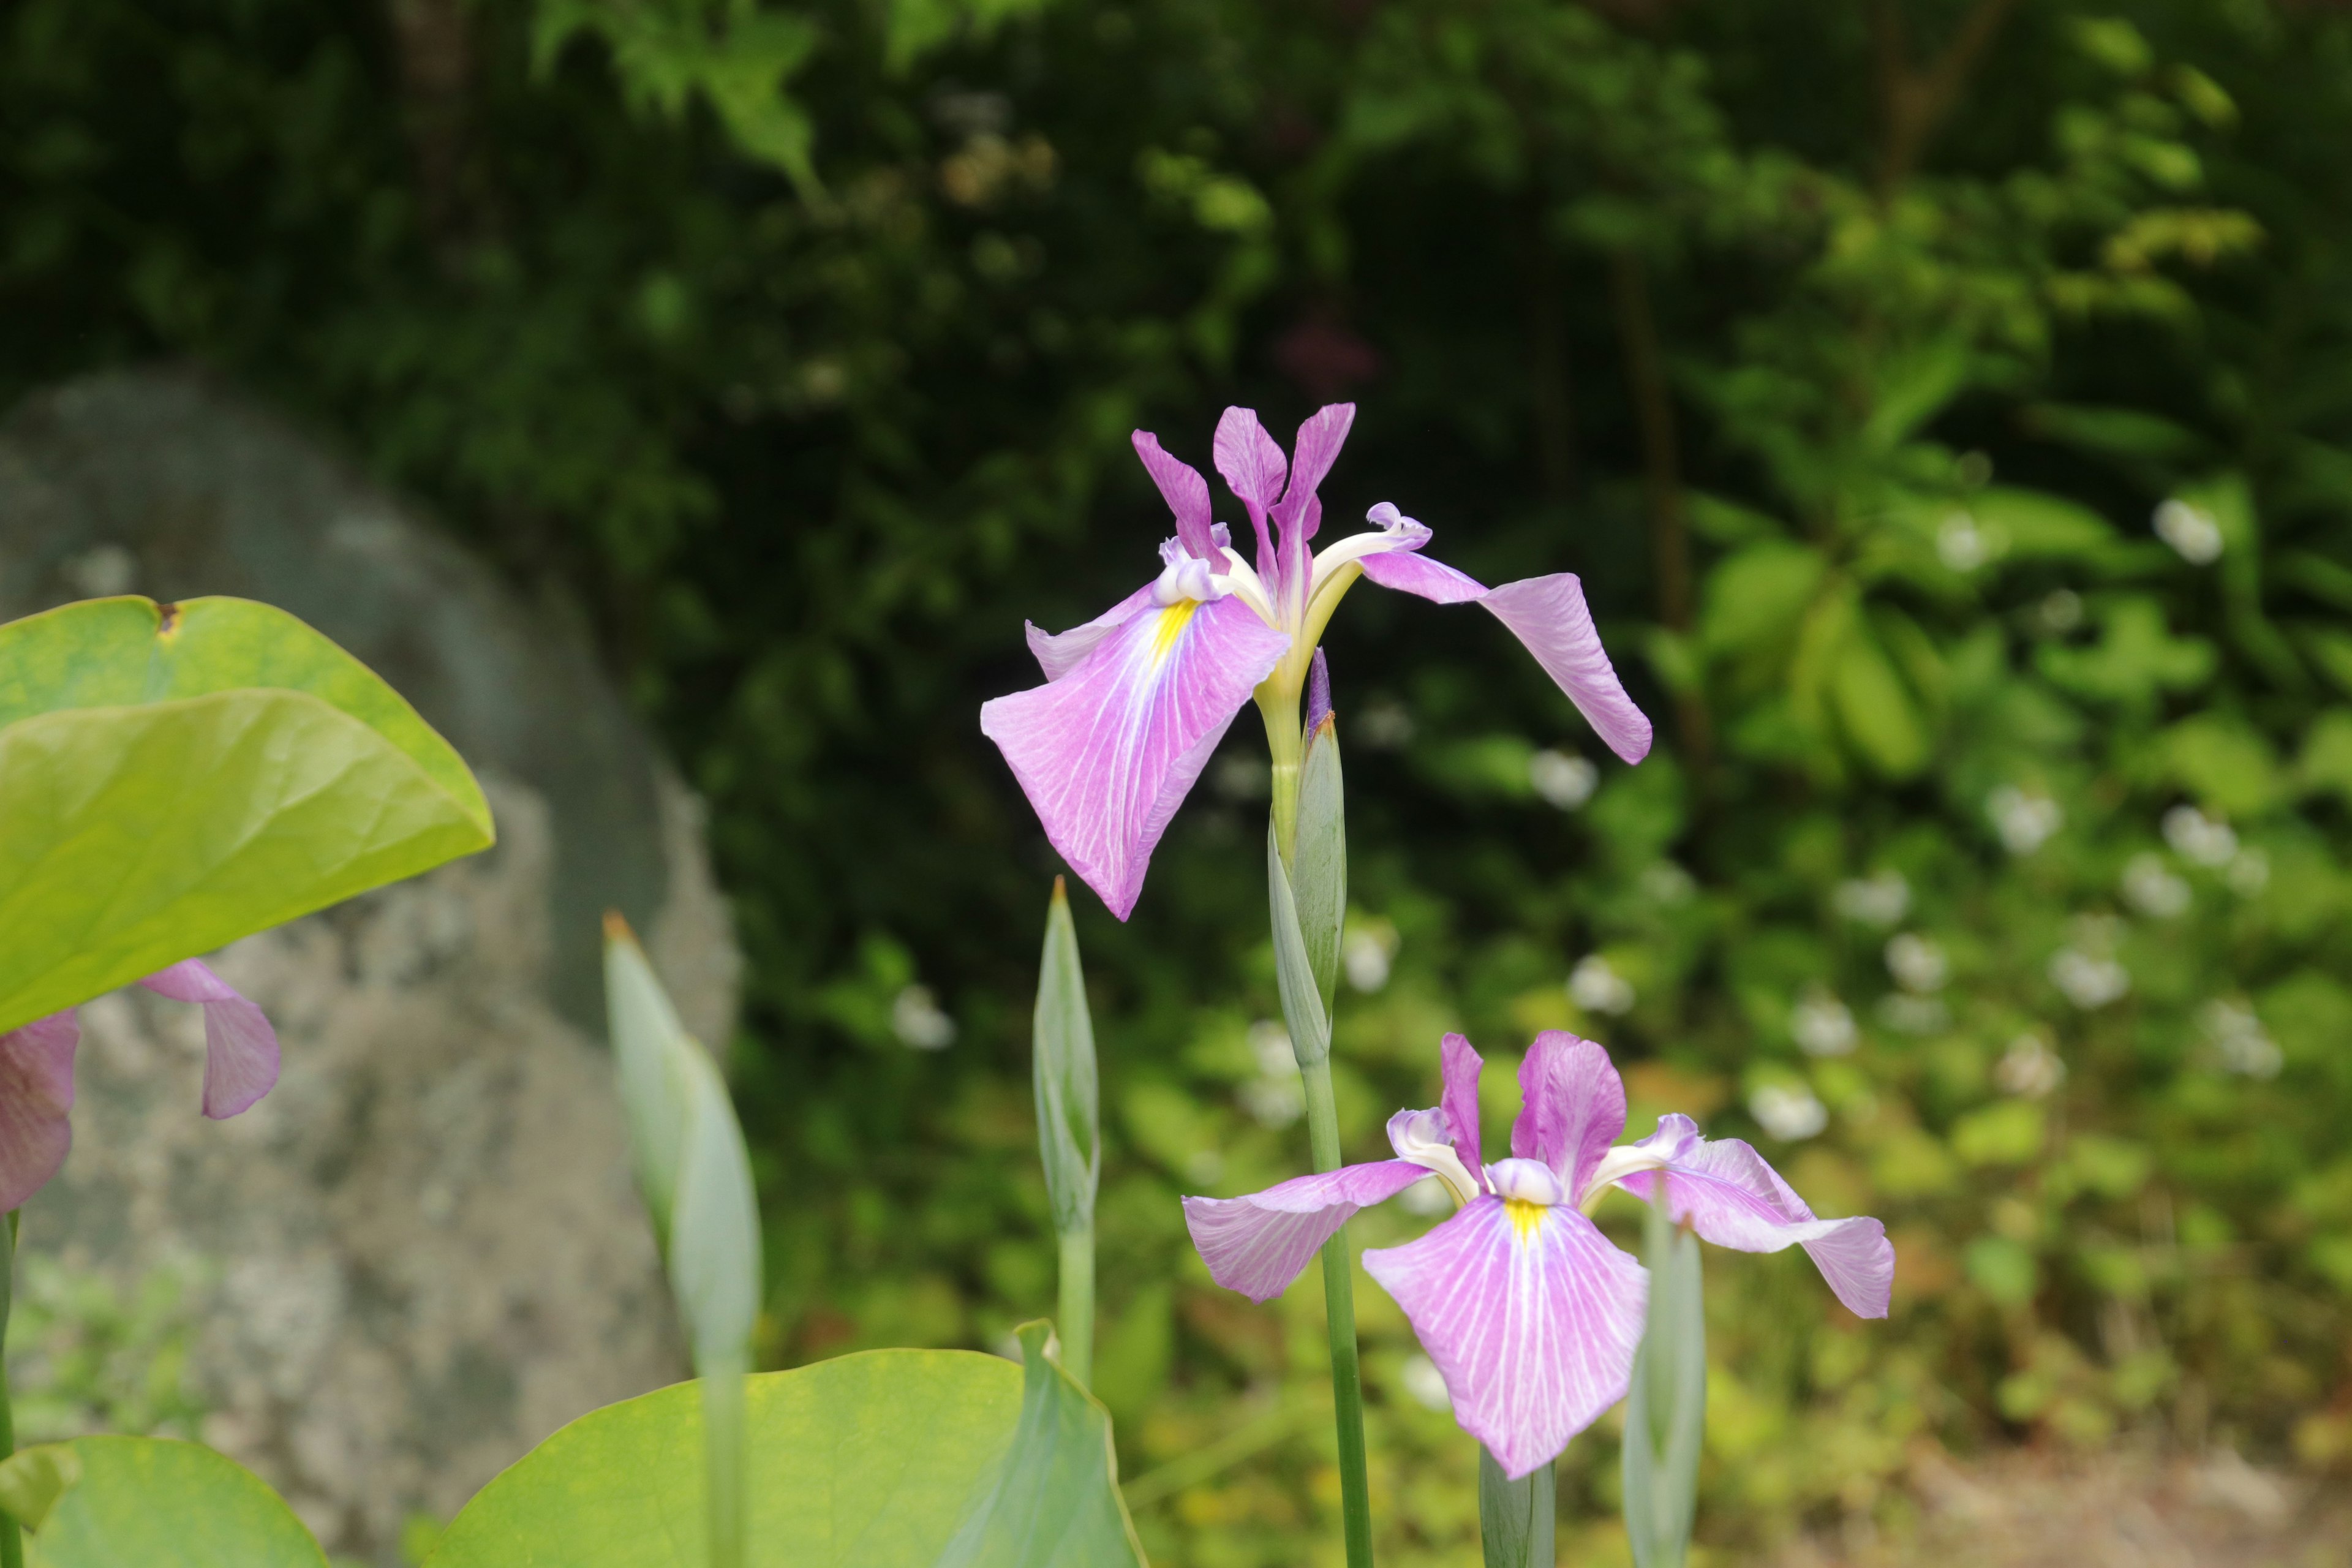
(1032, 878, 1102, 1385)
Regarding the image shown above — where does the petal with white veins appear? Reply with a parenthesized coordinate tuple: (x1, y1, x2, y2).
(1131, 431, 1220, 560)
(1616, 1114, 1894, 1319)
(982, 594, 1291, 919)
(1183, 1159, 1428, 1303)
(1363, 1195, 1646, 1479)
(1511, 1031, 1626, 1194)
(1025, 584, 1156, 681)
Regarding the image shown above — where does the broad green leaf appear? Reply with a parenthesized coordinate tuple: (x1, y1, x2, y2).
(2299, 709, 2352, 805)
(1623, 1193, 1705, 1568)
(935, 1322, 1148, 1568)
(1965, 487, 2117, 560)
(2160, 713, 2283, 817)
(1291, 716, 1347, 1021)
(426, 1352, 1024, 1568)
(1265, 824, 1330, 1068)
(1032, 879, 1099, 1240)
(0, 1436, 326, 1567)
(0, 596, 494, 1033)
(2021, 402, 2214, 466)
(1698, 541, 1825, 657)
(2037, 596, 2215, 705)
(1830, 628, 1928, 778)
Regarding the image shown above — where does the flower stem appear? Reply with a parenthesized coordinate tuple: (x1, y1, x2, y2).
(1477, 1448, 1555, 1568)
(1301, 1056, 1375, 1568)
(1057, 1226, 1095, 1387)
(1, 1211, 20, 1568)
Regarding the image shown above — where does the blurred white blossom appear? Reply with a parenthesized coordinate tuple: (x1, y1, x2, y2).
(2163, 804, 2237, 867)
(1640, 861, 1696, 905)
(1996, 1035, 2067, 1099)
(2049, 949, 2130, 1009)
(891, 984, 957, 1049)
(2153, 498, 2223, 564)
(1876, 994, 1951, 1036)
(1248, 1019, 1295, 1075)
(1791, 989, 1858, 1057)
(1356, 699, 1415, 750)
(1528, 748, 1599, 810)
(1988, 785, 2064, 855)
(1343, 922, 1398, 993)
(2032, 589, 2083, 635)
(1834, 869, 1911, 927)
(2121, 853, 2192, 918)
(1937, 510, 1993, 571)
(1569, 955, 1635, 1016)
(1885, 933, 1950, 993)
(1400, 1354, 1453, 1412)
(1239, 1076, 1305, 1128)
(1749, 1084, 1828, 1141)
(2227, 847, 2271, 897)
(2201, 1000, 2282, 1079)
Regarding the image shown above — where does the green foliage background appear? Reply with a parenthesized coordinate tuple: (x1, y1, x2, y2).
(7, 0, 2352, 1561)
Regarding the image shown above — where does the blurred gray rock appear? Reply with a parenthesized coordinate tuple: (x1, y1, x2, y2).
(0, 368, 737, 1561)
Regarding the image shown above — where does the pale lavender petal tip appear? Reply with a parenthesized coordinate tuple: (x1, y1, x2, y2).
(1363, 1197, 1646, 1479)
(1185, 1160, 1427, 1302)
(0, 1012, 78, 1210)
(1131, 431, 1219, 560)
(1619, 1126, 1894, 1319)
(1511, 1032, 1624, 1194)
(982, 594, 1291, 920)
(141, 960, 281, 1118)
(1356, 555, 1653, 764)
(1276, 403, 1357, 540)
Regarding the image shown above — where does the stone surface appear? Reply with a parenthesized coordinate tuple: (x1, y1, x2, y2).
(0, 369, 738, 1561)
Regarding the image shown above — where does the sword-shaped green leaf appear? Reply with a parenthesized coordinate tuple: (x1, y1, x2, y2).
(1031, 880, 1099, 1383)
(1621, 1191, 1706, 1568)
(1291, 715, 1347, 1021)
(1265, 824, 1330, 1069)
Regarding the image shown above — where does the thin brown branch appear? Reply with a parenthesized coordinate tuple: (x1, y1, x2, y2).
(1873, 0, 2027, 197)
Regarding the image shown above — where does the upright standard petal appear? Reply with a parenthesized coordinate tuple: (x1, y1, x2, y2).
(1025, 585, 1155, 681)
(1274, 404, 1357, 545)
(1131, 432, 1220, 560)
(1511, 1032, 1626, 1194)
(1358, 550, 1653, 764)
(1185, 1160, 1428, 1303)
(0, 1012, 78, 1211)
(982, 595, 1291, 920)
(1618, 1115, 1895, 1319)
(1363, 1196, 1647, 1479)
(139, 959, 281, 1118)
(1213, 407, 1287, 575)
(1439, 1031, 1485, 1173)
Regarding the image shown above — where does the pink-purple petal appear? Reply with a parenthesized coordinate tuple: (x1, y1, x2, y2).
(139, 959, 281, 1118)
(1131, 432, 1219, 560)
(1510, 1031, 1624, 1193)
(1439, 1031, 1484, 1172)
(1357, 554, 1653, 764)
(1184, 1159, 1428, 1303)
(1618, 1120, 1894, 1319)
(1363, 1196, 1646, 1479)
(1025, 584, 1155, 681)
(0, 1012, 78, 1211)
(1275, 403, 1356, 543)
(1213, 407, 1286, 572)
(981, 594, 1291, 920)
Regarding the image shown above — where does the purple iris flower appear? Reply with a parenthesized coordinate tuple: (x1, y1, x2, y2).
(1183, 1031, 1893, 1479)
(0, 959, 279, 1210)
(979, 404, 1654, 918)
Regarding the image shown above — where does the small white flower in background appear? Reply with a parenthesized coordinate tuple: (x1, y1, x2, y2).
(1569, 954, 1636, 1016)
(1239, 1076, 1305, 1128)
(2162, 804, 2237, 867)
(2201, 999, 2282, 1079)
(1988, 785, 2064, 855)
(1833, 869, 1911, 927)
(1213, 753, 1272, 801)
(1791, 989, 1858, 1057)
(2227, 847, 2270, 897)
(1240, 1019, 1304, 1126)
(1876, 993, 1951, 1036)
(2049, 949, 2130, 1009)
(891, 984, 957, 1049)
(2153, 498, 2224, 564)
(1885, 933, 1950, 993)
(1937, 510, 1990, 571)
(1400, 1353, 1454, 1412)
(1749, 1084, 1829, 1141)
(1343, 921, 1400, 993)
(2032, 589, 2083, 635)
(2121, 853, 2192, 919)
(1398, 1175, 1453, 1216)
(1528, 748, 1599, 810)
(1356, 698, 1415, 750)
(1640, 861, 1697, 905)
(1996, 1035, 2067, 1099)
(1248, 1019, 1295, 1075)
(61, 542, 138, 598)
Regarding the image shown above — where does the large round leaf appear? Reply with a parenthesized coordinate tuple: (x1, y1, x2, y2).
(429, 1351, 1023, 1567)
(0, 595, 494, 1031)
(0, 1436, 327, 1567)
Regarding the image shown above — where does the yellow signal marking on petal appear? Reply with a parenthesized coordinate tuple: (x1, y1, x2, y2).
(1504, 1199, 1547, 1245)
(1150, 599, 1200, 666)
